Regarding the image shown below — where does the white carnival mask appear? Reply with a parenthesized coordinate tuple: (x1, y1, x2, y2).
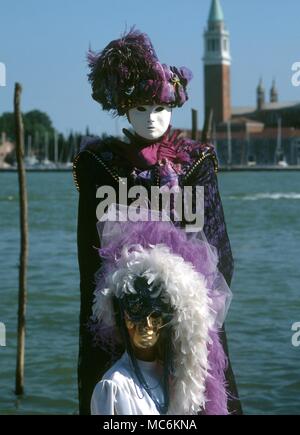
(128, 105, 172, 140)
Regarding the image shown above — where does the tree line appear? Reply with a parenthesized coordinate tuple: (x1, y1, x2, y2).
(0, 110, 93, 164)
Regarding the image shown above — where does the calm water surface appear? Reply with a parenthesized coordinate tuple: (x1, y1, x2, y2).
(0, 171, 299, 415)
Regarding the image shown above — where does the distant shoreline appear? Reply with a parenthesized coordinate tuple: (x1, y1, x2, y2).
(219, 166, 300, 172)
(1, 166, 300, 173)
(0, 168, 72, 173)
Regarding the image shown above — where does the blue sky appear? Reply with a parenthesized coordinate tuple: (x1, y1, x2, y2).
(1, 0, 300, 137)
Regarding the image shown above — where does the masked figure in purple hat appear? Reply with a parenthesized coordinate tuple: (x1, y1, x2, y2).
(73, 28, 242, 414)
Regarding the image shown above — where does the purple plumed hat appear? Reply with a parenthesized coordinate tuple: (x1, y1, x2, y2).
(87, 28, 193, 116)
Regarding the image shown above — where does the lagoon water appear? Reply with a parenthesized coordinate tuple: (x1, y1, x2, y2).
(0, 171, 299, 415)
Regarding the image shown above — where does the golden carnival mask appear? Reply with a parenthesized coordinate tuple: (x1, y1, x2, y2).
(125, 312, 164, 350)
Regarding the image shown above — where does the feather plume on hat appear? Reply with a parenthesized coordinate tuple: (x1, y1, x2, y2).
(87, 28, 193, 116)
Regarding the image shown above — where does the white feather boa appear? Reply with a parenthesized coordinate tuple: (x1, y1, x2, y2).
(92, 244, 217, 415)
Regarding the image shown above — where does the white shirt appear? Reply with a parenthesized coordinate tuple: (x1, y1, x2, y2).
(91, 352, 165, 415)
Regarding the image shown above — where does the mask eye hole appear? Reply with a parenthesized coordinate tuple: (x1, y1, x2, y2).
(155, 106, 164, 113)
(150, 312, 161, 319)
(152, 318, 163, 327)
(136, 106, 147, 112)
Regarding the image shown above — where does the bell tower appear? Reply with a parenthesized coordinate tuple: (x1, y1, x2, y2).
(270, 79, 278, 103)
(257, 78, 265, 111)
(203, 0, 231, 125)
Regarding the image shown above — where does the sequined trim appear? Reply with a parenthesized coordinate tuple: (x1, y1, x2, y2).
(73, 150, 126, 192)
(182, 150, 218, 183)
(73, 148, 218, 192)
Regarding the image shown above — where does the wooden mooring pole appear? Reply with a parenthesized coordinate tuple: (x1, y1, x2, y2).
(191, 109, 198, 141)
(14, 83, 28, 395)
(201, 107, 214, 144)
